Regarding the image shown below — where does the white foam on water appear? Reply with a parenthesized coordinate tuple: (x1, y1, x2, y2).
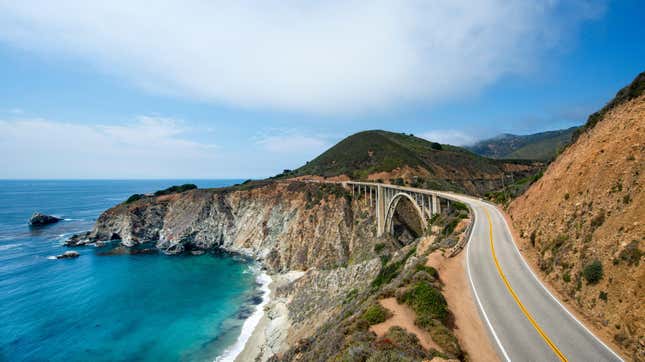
(215, 269, 271, 362)
(0, 243, 22, 251)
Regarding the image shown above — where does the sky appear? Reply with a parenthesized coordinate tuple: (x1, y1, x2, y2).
(0, 0, 643, 179)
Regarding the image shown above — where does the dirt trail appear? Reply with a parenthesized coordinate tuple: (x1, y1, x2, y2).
(370, 297, 443, 352)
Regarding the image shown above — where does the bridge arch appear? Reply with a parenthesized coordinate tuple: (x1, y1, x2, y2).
(384, 192, 427, 239)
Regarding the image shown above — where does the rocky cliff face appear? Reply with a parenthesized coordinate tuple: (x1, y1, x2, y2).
(69, 182, 385, 272)
(508, 91, 644, 359)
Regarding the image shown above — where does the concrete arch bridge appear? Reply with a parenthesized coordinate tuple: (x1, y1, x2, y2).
(341, 181, 461, 237)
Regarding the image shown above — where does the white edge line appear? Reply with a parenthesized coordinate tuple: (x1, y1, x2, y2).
(464, 201, 512, 362)
(489, 204, 624, 362)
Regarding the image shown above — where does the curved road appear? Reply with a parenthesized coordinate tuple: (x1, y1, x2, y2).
(438, 192, 623, 362)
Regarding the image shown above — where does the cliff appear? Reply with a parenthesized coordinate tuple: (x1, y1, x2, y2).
(508, 74, 644, 360)
(69, 182, 384, 272)
(67, 180, 477, 361)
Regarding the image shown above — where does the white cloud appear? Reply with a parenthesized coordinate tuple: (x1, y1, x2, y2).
(0, 1, 604, 114)
(420, 130, 478, 146)
(255, 131, 329, 154)
(0, 117, 219, 178)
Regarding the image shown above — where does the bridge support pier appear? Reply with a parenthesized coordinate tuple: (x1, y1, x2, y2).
(376, 185, 385, 236)
(432, 194, 440, 215)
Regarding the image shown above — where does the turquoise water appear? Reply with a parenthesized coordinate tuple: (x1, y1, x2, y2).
(0, 180, 261, 361)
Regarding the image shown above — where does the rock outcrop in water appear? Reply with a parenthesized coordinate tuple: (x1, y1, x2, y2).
(56, 251, 79, 259)
(29, 212, 61, 226)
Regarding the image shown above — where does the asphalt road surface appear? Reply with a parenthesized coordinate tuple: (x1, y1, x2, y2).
(445, 194, 623, 362)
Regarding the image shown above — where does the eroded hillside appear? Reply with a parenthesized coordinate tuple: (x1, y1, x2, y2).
(508, 76, 644, 360)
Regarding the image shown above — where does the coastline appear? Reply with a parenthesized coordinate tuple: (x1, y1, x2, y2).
(215, 268, 272, 362)
(231, 271, 304, 362)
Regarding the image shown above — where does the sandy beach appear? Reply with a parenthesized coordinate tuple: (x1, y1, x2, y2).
(233, 271, 304, 362)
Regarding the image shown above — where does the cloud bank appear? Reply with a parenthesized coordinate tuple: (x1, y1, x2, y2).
(0, 117, 219, 178)
(420, 130, 478, 146)
(0, 1, 604, 114)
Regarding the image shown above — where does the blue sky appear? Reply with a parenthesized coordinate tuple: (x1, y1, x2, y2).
(0, 1, 643, 179)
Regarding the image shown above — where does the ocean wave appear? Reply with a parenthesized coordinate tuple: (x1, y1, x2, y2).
(215, 269, 271, 362)
(0, 243, 22, 251)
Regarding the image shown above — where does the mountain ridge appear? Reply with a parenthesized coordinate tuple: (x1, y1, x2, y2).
(280, 129, 542, 196)
(468, 126, 579, 160)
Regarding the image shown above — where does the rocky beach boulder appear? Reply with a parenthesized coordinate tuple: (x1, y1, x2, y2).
(29, 212, 61, 226)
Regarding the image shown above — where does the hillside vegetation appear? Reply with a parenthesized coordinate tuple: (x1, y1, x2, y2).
(508, 71, 644, 360)
(281, 130, 542, 196)
(468, 127, 578, 161)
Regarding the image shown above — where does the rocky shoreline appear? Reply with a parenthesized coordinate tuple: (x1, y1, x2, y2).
(62, 181, 478, 361)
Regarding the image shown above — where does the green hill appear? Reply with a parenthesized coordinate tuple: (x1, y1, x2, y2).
(278, 130, 542, 195)
(467, 127, 578, 161)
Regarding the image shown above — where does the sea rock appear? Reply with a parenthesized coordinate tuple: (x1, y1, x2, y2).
(29, 212, 61, 226)
(56, 251, 79, 259)
(190, 250, 205, 255)
(65, 232, 92, 246)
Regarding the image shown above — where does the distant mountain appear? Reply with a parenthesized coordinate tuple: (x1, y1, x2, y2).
(279, 130, 542, 196)
(468, 127, 579, 160)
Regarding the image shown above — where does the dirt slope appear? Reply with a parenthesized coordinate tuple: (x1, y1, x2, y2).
(508, 90, 644, 360)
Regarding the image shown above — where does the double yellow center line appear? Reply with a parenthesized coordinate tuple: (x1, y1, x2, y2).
(484, 209, 568, 362)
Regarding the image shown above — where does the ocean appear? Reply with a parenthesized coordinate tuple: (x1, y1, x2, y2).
(0, 180, 263, 362)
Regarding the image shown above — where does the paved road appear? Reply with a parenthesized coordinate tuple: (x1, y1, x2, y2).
(439, 193, 623, 362)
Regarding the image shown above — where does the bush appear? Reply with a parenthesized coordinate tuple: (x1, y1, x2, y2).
(398, 281, 448, 323)
(582, 260, 603, 284)
(362, 304, 391, 325)
(562, 271, 571, 283)
(125, 194, 145, 204)
(372, 260, 404, 289)
(374, 243, 386, 253)
(154, 184, 197, 196)
(599, 291, 608, 301)
(415, 264, 439, 279)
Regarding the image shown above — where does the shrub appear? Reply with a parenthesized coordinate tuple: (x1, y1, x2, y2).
(381, 326, 429, 360)
(564, 193, 570, 200)
(362, 304, 391, 325)
(582, 260, 603, 284)
(622, 194, 631, 204)
(415, 264, 439, 279)
(372, 259, 403, 289)
(398, 280, 448, 323)
(563, 271, 571, 283)
(599, 291, 608, 301)
(374, 243, 386, 253)
(430, 142, 442, 150)
(154, 184, 197, 196)
(530, 230, 537, 247)
(391, 178, 405, 186)
(452, 201, 469, 213)
(125, 194, 145, 204)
